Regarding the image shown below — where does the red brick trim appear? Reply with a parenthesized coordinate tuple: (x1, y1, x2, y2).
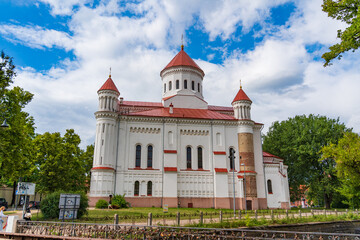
(213, 151, 226, 155)
(164, 167, 177, 172)
(180, 169, 210, 171)
(214, 168, 228, 173)
(279, 171, 286, 177)
(91, 167, 115, 171)
(237, 175, 244, 179)
(164, 150, 177, 154)
(128, 167, 159, 170)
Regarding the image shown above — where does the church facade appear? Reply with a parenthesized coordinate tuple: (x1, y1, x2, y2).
(89, 46, 290, 209)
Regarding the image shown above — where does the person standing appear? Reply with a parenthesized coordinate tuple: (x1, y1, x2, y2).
(0, 206, 7, 231)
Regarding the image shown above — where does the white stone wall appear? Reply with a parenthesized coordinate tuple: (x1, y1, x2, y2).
(264, 164, 290, 208)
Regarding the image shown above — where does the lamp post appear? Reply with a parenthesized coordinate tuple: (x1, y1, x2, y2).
(241, 162, 247, 213)
(229, 149, 236, 218)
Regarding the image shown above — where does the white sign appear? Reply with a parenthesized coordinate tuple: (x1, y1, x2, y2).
(16, 182, 36, 195)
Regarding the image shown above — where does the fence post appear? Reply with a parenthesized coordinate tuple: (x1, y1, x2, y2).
(323, 209, 326, 217)
(176, 212, 180, 226)
(147, 213, 152, 226)
(356, 209, 359, 215)
(200, 211, 203, 225)
(310, 209, 314, 217)
(299, 210, 301, 218)
(219, 211, 223, 222)
(271, 210, 274, 221)
(255, 210, 257, 220)
(114, 214, 119, 225)
(238, 210, 242, 220)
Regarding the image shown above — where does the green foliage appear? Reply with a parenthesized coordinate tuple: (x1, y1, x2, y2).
(321, 132, 360, 208)
(321, 0, 360, 66)
(31, 129, 89, 193)
(111, 194, 129, 208)
(262, 114, 348, 207)
(95, 199, 109, 209)
(0, 51, 35, 183)
(40, 191, 88, 219)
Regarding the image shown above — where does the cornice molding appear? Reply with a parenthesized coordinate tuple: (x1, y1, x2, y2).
(161, 66, 204, 78)
(95, 111, 118, 119)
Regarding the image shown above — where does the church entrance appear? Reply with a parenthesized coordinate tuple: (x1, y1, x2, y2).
(246, 200, 252, 210)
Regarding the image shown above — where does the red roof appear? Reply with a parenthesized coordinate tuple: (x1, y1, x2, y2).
(232, 87, 251, 103)
(122, 101, 162, 107)
(98, 76, 119, 93)
(161, 46, 204, 76)
(127, 107, 236, 120)
(208, 105, 233, 111)
(263, 151, 283, 160)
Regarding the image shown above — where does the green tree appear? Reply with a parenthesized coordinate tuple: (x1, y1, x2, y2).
(322, 0, 360, 66)
(321, 132, 360, 208)
(81, 144, 94, 191)
(31, 129, 87, 193)
(0, 51, 35, 205)
(262, 114, 348, 208)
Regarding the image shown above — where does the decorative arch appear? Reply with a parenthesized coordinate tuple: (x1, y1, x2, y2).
(147, 181, 152, 196)
(134, 181, 140, 196)
(197, 146, 203, 169)
(186, 146, 192, 169)
(147, 145, 153, 168)
(184, 79, 188, 89)
(267, 179, 273, 194)
(135, 144, 141, 168)
(176, 80, 179, 89)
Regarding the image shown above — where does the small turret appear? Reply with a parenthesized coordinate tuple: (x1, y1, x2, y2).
(97, 74, 120, 112)
(232, 83, 252, 120)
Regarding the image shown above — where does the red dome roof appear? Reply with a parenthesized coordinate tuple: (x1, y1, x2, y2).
(161, 46, 204, 76)
(232, 87, 252, 103)
(98, 76, 119, 93)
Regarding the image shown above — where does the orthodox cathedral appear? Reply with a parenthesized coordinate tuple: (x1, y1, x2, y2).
(89, 45, 290, 209)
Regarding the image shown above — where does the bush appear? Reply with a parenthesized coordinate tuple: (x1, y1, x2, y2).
(95, 199, 109, 209)
(40, 191, 88, 219)
(111, 194, 129, 208)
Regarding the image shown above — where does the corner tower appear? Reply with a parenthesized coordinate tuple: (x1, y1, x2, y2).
(232, 85, 258, 210)
(160, 45, 208, 109)
(89, 74, 120, 202)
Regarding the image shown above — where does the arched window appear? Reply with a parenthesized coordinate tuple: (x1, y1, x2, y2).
(147, 181, 152, 196)
(134, 181, 140, 196)
(176, 80, 179, 89)
(267, 179, 273, 194)
(191, 81, 195, 90)
(135, 145, 141, 168)
(164, 83, 166, 93)
(184, 80, 187, 89)
(147, 145, 153, 168)
(198, 83, 200, 92)
(186, 146, 192, 169)
(229, 148, 235, 170)
(169, 81, 172, 90)
(197, 147, 203, 169)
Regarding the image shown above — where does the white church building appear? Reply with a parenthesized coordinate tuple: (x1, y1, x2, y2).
(89, 46, 290, 209)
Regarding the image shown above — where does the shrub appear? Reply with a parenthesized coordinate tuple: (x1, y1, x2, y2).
(40, 191, 88, 219)
(111, 194, 129, 208)
(95, 199, 109, 209)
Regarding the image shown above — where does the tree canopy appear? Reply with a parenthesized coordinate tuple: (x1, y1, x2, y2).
(322, 0, 360, 66)
(262, 114, 348, 207)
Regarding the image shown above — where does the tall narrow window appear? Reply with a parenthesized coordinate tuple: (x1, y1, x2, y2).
(135, 145, 141, 168)
(147, 181, 152, 196)
(186, 147, 192, 169)
(267, 179, 273, 194)
(164, 83, 166, 93)
(184, 80, 187, 89)
(229, 148, 235, 170)
(169, 81, 172, 90)
(176, 80, 179, 89)
(134, 181, 140, 196)
(147, 145, 153, 168)
(198, 83, 200, 92)
(191, 81, 195, 90)
(197, 147, 203, 169)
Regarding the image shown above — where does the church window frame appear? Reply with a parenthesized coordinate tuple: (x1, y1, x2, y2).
(134, 181, 140, 196)
(191, 81, 195, 90)
(147, 181, 152, 196)
(135, 144, 141, 168)
(147, 145, 153, 168)
(267, 179, 273, 194)
(164, 83, 166, 93)
(176, 80, 179, 89)
(184, 80, 187, 89)
(169, 81, 172, 91)
(198, 83, 200, 92)
(197, 146, 203, 169)
(229, 147, 235, 170)
(186, 146, 192, 169)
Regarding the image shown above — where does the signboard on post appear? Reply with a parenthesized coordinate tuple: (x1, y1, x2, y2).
(17, 182, 36, 195)
(58, 194, 81, 220)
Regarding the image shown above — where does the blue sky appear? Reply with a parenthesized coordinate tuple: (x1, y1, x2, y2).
(1, 0, 359, 147)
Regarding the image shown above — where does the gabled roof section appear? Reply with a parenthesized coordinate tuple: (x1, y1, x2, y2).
(263, 151, 283, 159)
(161, 46, 204, 76)
(126, 107, 236, 121)
(98, 76, 119, 93)
(232, 87, 252, 103)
